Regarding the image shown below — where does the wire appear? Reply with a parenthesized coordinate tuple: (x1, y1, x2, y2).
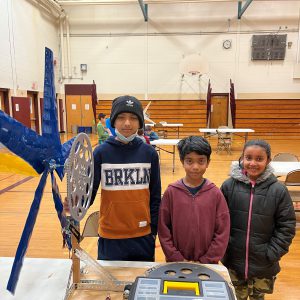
(297, 8, 300, 63)
(10, 0, 18, 89)
(6, 0, 15, 92)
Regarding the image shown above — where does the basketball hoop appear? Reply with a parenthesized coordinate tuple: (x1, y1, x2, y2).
(188, 71, 200, 76)
(179, 54, 208, 77)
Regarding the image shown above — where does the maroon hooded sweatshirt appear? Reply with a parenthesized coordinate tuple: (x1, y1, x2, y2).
(158, 179, 230, 263)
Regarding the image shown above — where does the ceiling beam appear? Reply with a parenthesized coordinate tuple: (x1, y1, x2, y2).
(238, 0, 253, 19)
(138, 0, 148, 21)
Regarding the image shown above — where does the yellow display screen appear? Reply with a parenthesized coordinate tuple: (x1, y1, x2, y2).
(163, 280, 200, 296)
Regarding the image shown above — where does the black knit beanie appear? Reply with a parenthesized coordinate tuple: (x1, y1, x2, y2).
(110, 95, 144, 129)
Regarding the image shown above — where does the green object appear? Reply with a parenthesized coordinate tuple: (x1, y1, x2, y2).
(97, 122, 109, 144)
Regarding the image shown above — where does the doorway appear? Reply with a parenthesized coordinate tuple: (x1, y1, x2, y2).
(11, 97, 31, 128)
(58, 98, 65, 133)
(0, 89, 10, 115)
(209, 93, 229, 128)
(27, 91, 40, 133)
(65, 95, 94, 133)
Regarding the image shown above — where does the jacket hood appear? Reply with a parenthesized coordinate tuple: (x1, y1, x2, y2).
(230, 162, 276, 184)
(169, 179, 216, 194)
(105, 136, 144, 148)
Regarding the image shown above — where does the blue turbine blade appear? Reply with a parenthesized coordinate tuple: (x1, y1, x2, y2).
(0, 110, 49, 174)
(55, 137, 75, 180)
(42, 47, 60, 148)
(7, 169, 50, 294)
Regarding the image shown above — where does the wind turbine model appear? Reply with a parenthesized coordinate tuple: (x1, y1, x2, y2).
(0, 48, 94, 294)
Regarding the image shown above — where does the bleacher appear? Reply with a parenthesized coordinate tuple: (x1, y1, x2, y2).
(235, 99, 300, 140)
(96, 98, 300, 140)
(96, 99, 207, 139)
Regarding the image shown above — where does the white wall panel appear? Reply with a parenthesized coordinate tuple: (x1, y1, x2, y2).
(63, 1, 300, 96)
(1, 1, 300, 97)
(0, 0, 59, 93)
(0, 0, 15, 89)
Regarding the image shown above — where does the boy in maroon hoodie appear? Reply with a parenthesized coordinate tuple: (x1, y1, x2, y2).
(158, 136, 230, 263)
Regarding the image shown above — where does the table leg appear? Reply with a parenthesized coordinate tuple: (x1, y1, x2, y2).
(72, 230, 80, 284)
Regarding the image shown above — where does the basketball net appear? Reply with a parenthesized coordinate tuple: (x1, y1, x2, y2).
(188, 70, 200, 76)
(179, 53, 208, 77)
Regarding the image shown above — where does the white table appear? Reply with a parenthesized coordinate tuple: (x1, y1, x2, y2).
(199, 128, 254, 143)
(230, 161, 300, 177)
(0, 257, 72, 300)
(148, 123, 183, 138)
(0, 257, 235, 300)
(270, 162, 300, 177)
(150, 139, 181, 172)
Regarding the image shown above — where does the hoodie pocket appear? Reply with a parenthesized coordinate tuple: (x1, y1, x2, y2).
(101, 199, 150, 234)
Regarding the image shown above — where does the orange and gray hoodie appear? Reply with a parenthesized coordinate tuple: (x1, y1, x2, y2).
(158, 179, 230, 263)
(90, 136, 161, 239)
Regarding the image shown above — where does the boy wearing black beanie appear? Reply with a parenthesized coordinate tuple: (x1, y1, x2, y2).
(90, 95, 161, 261)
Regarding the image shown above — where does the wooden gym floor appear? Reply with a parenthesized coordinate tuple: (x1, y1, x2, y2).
(0, 134, 299, 299)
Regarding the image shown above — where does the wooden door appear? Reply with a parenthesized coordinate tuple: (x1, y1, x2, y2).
(11, 97, 31, 128)
(80, 95, 94, 127)
(0, 90, 10, 114)
(28, 92, 40, 134)
(27, 92, 35, 131)
(209, 94, 229, 128)
(40, 98, 44, 117)
(0, 91, 4, 111)
(34, 93, 40, 134)
(58, 98, 65, 133)
(66, 95, 81, 132)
